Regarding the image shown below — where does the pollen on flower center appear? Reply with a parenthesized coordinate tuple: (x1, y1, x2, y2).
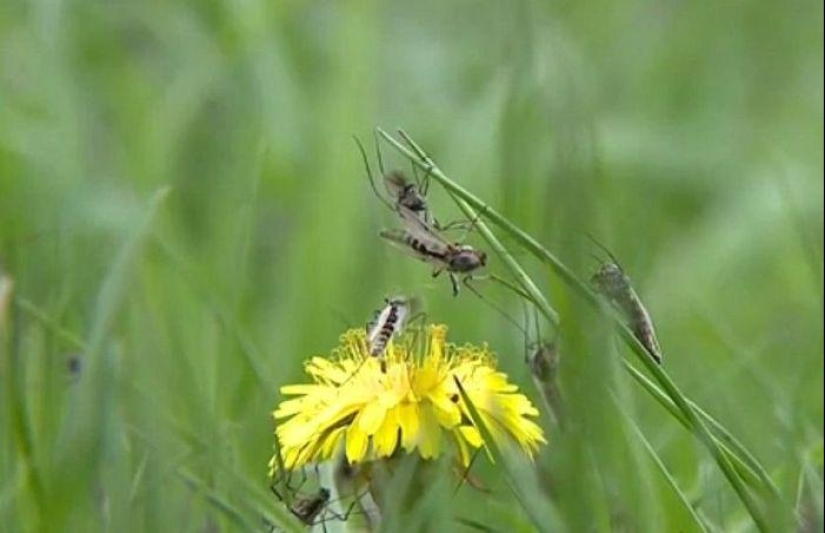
(269, 324, 546, 476)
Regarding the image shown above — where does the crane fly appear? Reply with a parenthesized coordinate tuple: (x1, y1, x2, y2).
(354, 135, 432, 222)
(289, 487, 331, 526)
(519, 302, 565, 429)
(589, 239, 662, 365)
(269, 471, 362, 532)
(356, 133, 475, 234)
(379, 206, 486, 297)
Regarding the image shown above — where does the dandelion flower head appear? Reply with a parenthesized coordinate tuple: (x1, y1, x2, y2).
(269, 325, 546, 475)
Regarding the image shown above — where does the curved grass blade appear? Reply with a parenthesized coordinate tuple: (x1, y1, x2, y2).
(377, 128, 781, 532)
(175, 468, 264, 531)
(394, 131, 559, 329)
(624, 362, 779, 499)
(14, 297, 86, 351)
(615, 395, 709, 533)
(127, 423, 304, 533)
(453, 377, 565, 533)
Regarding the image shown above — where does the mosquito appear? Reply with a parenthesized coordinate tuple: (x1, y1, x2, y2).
(366, 296, 411, 359)
(589, 239, 663, 365)
(289, 487, 332, 526)
(519, 302, 565, 429)
(269, 471, 361, 532)
(356, 133, 477, 236)
(354, 135, 431, 221)
(380, 206, 486, 297)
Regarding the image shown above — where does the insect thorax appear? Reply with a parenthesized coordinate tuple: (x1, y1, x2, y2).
(399, 186, 426, 212)
(448, 249, 484, 272)
(591, 263, 630, 300)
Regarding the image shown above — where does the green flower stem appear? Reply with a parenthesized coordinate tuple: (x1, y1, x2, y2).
(377, 128, 778, 532)
(623, 362, 780, 498)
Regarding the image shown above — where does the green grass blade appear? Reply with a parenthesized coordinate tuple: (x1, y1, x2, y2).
(624, 362, 780, 498)
(453, 377, 565, 533)
(378, 129, 780, 532)
(175, 468, 263, 531)
(13, 297, 86, 351)
(616, 396, 709, 533)
(396, 130, 559, 328)
(2, 277, 47, 527)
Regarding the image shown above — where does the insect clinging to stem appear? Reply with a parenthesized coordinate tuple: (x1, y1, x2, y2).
(379, 205, 487, 297)
(354, 133, 432, 222)
(288, 487, 332, 526)
(522, 303, 565, 430)
(269, 470, 362, 532)
(588, 237, 663, 365)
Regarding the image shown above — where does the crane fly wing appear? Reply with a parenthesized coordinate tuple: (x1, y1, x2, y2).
(383, 171, 410, 200)
(397, 206, 450, 250)
(379, 229, 447, 267)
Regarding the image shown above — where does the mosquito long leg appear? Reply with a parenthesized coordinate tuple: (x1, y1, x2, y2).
(465, 273, 542, 314)
(461, 275, 529, 338)
(270, 472, 302, 507)
(359, 130, 433, 222)
(397, 130, 432, 197)
(354, 135, 395, 212)
(373, 129, 387, 178)
(448, 272, 460, 297)
(451, 200, 490, 244)
(409, 153, 432, 199)
(270, 483, 366, 532)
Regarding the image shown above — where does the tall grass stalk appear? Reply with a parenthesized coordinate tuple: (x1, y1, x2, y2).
(378, 128, 785, 532)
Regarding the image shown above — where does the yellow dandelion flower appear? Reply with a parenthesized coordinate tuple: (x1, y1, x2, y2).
(269, 325, 546, 475)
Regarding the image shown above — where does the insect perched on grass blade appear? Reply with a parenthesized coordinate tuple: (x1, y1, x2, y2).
(527, 341, 565, 428)
(354, 135, 432, 221)
(366, 296, 411, 359)
(520, 303, 565, 429)
(380, 207, 487, 297)
(383, 169, 429, 216)
(589, 240, 663, 365)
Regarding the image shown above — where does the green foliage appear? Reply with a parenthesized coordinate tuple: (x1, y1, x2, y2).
(1, 1, 821, 532)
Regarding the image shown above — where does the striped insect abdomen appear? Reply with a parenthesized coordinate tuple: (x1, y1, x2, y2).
(367, 297, 409, 358)
(592, 263, 662, 364)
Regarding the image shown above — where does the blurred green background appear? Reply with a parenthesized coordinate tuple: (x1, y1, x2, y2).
(1, 1, 822, 532)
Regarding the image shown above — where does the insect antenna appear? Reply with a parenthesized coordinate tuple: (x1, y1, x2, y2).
(585, 232, 623, 268)
(353, 135, 395, 212)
